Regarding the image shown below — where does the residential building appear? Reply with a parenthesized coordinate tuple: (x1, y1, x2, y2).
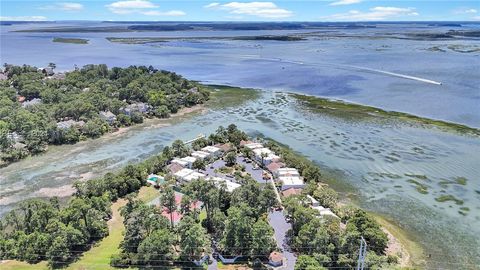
(275, 168, 300, 178)
(99, 111, 116, 124)
(307, 195, 320, 207)
(312, 205, 340, 219)
(166, 163, 184, 174)
(22, 98, 42, 108)
(266, 162, 285, 174)
(180, 156, 197, 168)
(244, 142, 263, 150)
(201, 145, 222, 157)
(191, 150, 210, 160)
(268, 251, 284, 267)
(174, 168, 194, 181)
(209, 177, 241, 192)
(183, 171, 206, 182)
(171, 158, 189, 168)
(279, 176, 305, 190)
(281, 187, 303, 198)
(120, 102, 150, 116)
(56, 120, 85, 130)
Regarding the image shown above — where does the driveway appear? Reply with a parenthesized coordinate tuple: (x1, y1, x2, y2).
(268, 210, 297, 270)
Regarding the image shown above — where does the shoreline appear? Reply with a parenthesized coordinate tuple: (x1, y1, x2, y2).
(289, 92, 480, 137)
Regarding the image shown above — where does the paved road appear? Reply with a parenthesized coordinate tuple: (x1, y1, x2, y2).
(269, 210, 297, 270)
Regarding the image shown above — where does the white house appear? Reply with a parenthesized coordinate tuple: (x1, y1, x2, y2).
(262, 153, 281, 165)
(279, 176, 305, 190)
(275, 168, 300, 178)
(244, 142, 264, 150)
(312, 205, 340, 219)
(183, 172, 206, 182)
(174, 168, 194, 181)
(99, 111, 116, 124)
(180, 156, 197, 168)
(191, 150, 210, 160)
(201, 146, 222, 157)
(171, 158, 189, 168)
(209, 177, 241, 192)
(307, 195, 320, 207)
(252, 148, 277, 165)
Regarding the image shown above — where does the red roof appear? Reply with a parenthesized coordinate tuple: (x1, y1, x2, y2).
(167, 163, 184, 174)
(269, 251, 283, 262)
(266, 162, 285, 173)
(240, 140, 253, 146)
(17, 96, 26, 103)
(161, 210, 183, 223)
(281, 187, 303, 198)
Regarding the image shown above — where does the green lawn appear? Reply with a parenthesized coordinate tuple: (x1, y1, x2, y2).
(0, 260, 49, 270)
(67, 199, 127, 270)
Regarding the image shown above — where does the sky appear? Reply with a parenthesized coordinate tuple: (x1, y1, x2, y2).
(1, 0, 479, 22)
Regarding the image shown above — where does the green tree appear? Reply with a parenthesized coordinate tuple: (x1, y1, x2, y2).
(178, 216, 211, 261)
(313, 185, 338, 209)
(192, 158, 206, 171)
(160, 186, 177, 229)
(225, 152, 237, 167)
(295, 255, 326, 270)
(251, 219, 276, 257)
(138, 229, 175, 266)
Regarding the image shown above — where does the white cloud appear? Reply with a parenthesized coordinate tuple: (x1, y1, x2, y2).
(141, 10, 186, 16)
(322, 6, 419, 21)
(453, 8, 477, 14)
(205, 2, 293, 19)
(0, 16, 47, 21)
(39, 2, 83, 11)
(329, 0, 362, 6)
(106, 0, 185, 16)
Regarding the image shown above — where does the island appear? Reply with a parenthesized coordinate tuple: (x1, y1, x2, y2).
(52, 38, 89, 44)
(0, 125, 412, 269)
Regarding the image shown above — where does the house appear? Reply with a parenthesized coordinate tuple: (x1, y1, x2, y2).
(244, 142, 263, 150)
(180, 156, 197, 168)
(268, 251, 284, 267)
(56, 120, 85, 130)
(39, 67, 54, 76)
(252, 147, 271, 159)
(174, 168, 194, 181)
(209, 177, 241, 192)
(171, 158, 189, 168)
(146, 174, 164, 186)
(16, 96, 26, 103)
(201, 145, 222, 157)
(99, 111, 116, 124)
(281, 187, 303, 198)
(275, 168, 300, 178)
(266, 162, 285, 174)
(0, 73, 7, 81)
(150, 191, 204, 225)
(262, 153, 281, 165)
(312, 205, 340, 219)
(215, 143, 232, 152)
(240, 140, 254, 146)
(120, 102, 149, 116)
(191, 150, 210, 160)
(47, 73, 66, 80)
(22, 98, 42, 108)
(279, 176, 305, 190)
(166, 163, 184, 174)
(307, 195, 320, 207)
(183, 171, 206, 182)
(6, 132, 23, 143)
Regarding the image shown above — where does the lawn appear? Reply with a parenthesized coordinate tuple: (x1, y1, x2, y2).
(1, 186, 160, 270)
(67, 186, 159, 270)
(67, 199, 127, 270)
